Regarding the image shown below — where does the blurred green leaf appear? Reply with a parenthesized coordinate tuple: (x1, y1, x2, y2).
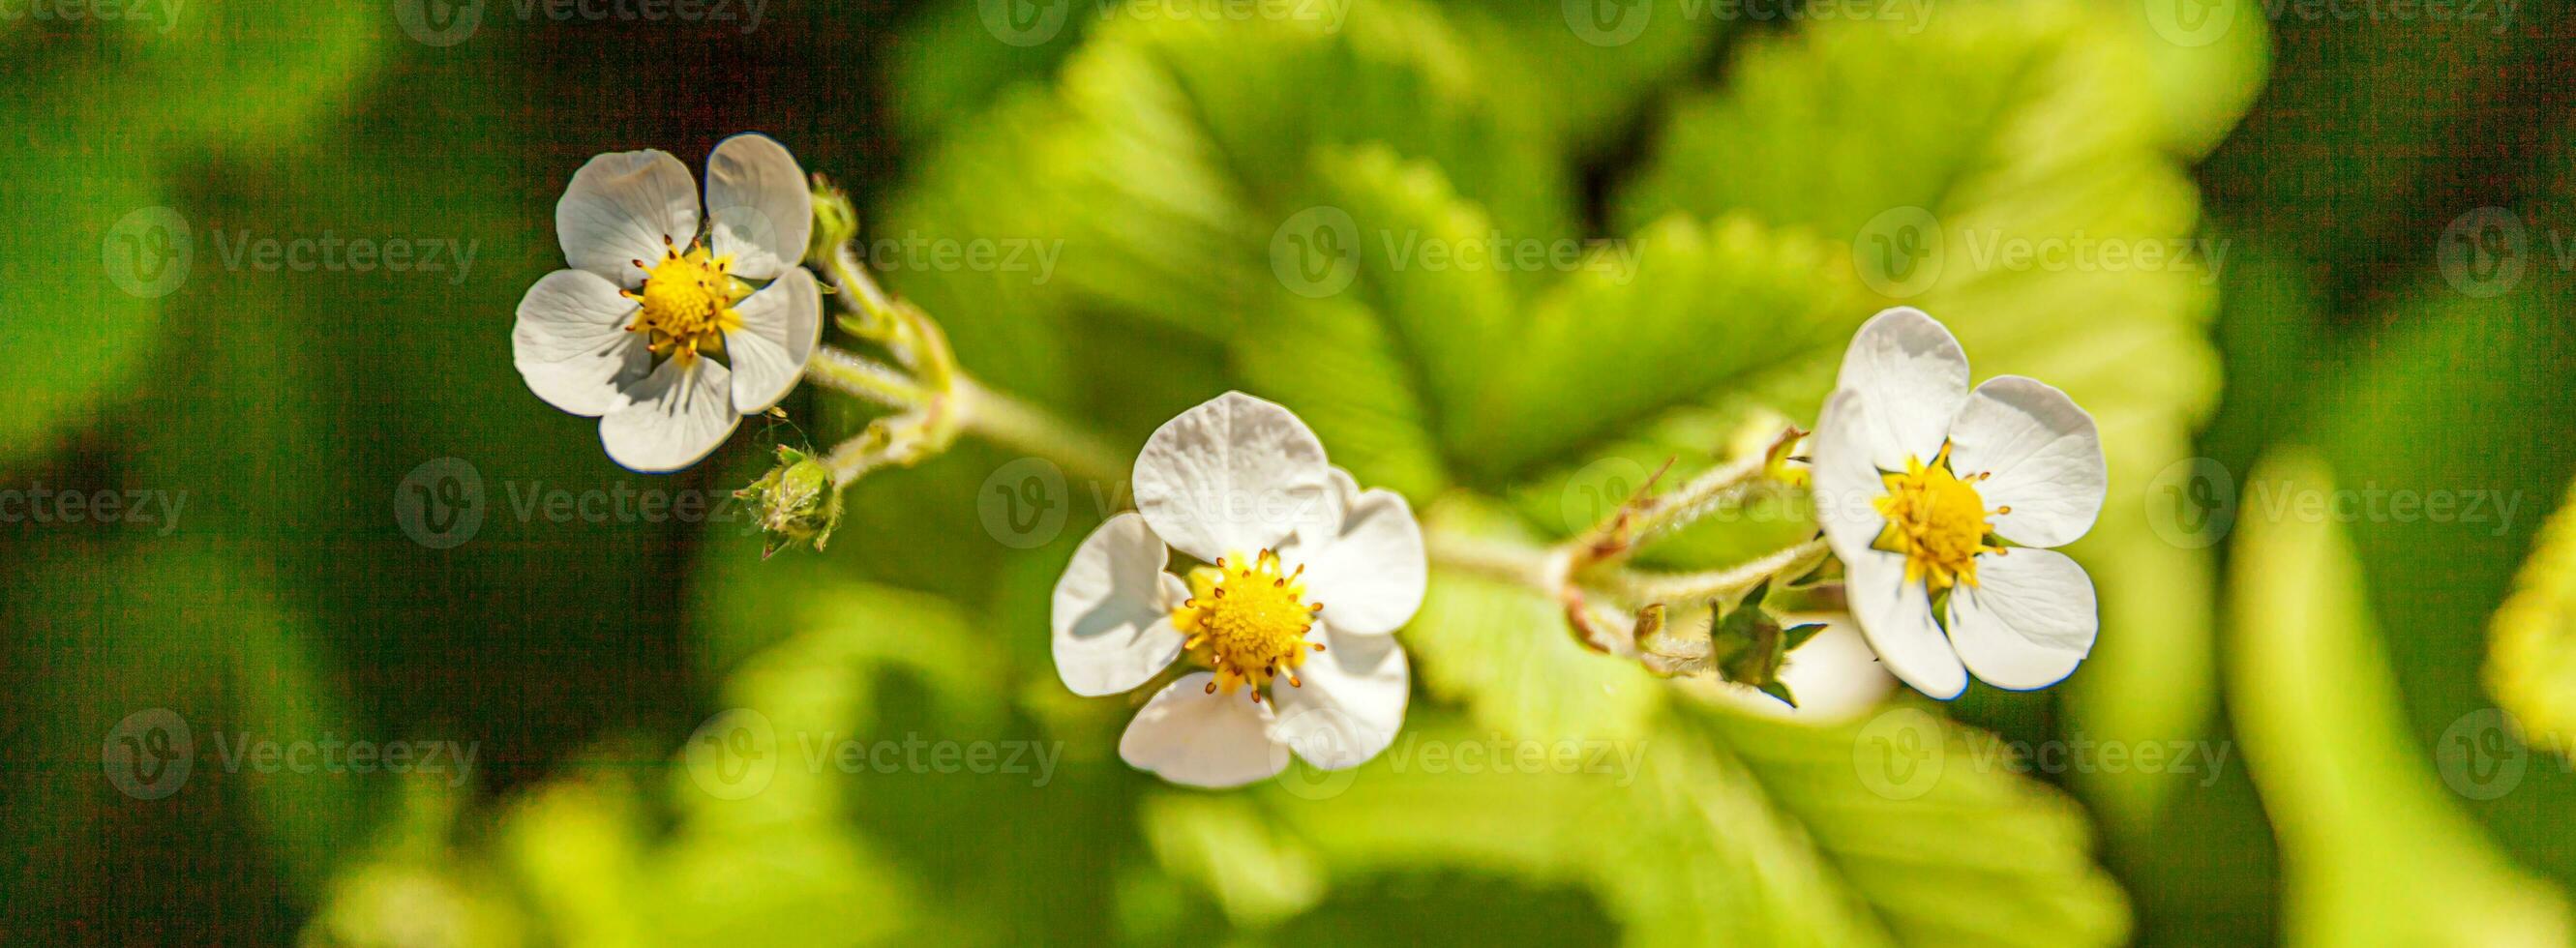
(2489, 480, 2576, 750)
(0, 0, 390, 472)
(2110, 0, 2271, 160)
(1158, 706, 2127, 946)
(2227, 451, 2570, 946)
(1, 542, 370, 940)
(0, 121, 166, 472)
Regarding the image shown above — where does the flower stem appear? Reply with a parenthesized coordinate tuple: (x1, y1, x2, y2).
(950, 374, 1131, 486)
(803, 345, 931, 410)
(802, 237, 1128, 490)
(1620, 453, 1771, 548)
(1424, 528, 1563, 591)
(1427, 527, 1831, 609)
(1586, 537, 1831, 607)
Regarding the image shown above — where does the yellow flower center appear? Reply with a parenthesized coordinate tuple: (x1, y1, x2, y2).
(621, 239, 747, 364)
(1872, 444, 2010, 595)
(1171, 549, 1326, 701)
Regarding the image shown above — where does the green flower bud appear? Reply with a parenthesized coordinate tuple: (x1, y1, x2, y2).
(804, 174, 858, 268)
(1709, 579, 1826, 707)
(736, 445, 844, 558)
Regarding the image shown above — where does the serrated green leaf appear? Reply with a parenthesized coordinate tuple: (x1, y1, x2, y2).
(1178, 705, 2127, 946)
(1456, 214, 1870, 482)
(1614, 0, 2227, 828)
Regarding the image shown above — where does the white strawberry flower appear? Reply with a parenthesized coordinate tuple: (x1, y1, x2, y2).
(1811, 308, 2108, 698)
(1052, 392, 1425, 788)
(512, 133, 822, 473)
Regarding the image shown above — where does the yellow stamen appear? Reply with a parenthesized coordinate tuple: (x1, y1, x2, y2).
(1171, 548, 1322, 697)
(620, 238, 748, 365)
(1872, 443, 2008, 595)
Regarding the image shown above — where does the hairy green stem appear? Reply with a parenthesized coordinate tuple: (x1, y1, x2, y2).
(1423, 528, 1564, 591)
(804, 346, 931, 410)
(1621, 452, 1772, 547)
(950, 375, 1132, 486)
(1586, 537, 1831, 607)
(803, 239, 1127, 489)
(1426, 524, 1833, 618)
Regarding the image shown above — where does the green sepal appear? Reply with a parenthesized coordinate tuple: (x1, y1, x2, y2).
(735, 445, 845, 559)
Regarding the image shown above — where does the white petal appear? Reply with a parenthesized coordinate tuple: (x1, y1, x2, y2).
(1132, 392, 1333, 564)
(1707, 614, 1895, 723)
(556, 149, 700, 284)
(1267, 623, 1407, 770)
(704, 133, 814, 281)
(1947, 548, 2098, 691)
(1287, 488, 1425, 637)
(1052, 514, 1188, 696)
(1119, 672, 1290, 788)
(512, 269, 651, 417)
(1945, 376, 2107, 548)
(722, 267, 823, 413)
(1297, 466, 1363, 550)
(599, 357, 739, 473)
(1809, 389, 1892, 566)
(1833, 307, 1971, 470)
(1842, 546, 1967, 699)
(1773, 615, 1898, 720)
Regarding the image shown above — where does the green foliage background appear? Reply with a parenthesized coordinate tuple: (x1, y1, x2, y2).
(6, 0, 2575, 943)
